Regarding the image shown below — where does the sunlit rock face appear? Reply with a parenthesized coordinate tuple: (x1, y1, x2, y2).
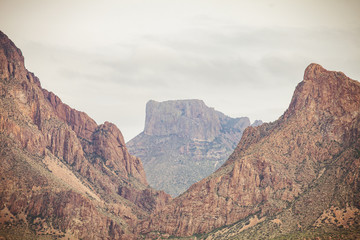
(140, 64, 360, 238)
(0, 30, 170, 239)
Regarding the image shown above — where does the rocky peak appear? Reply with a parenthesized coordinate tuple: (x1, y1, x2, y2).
(0, 31, 23, 62)
(0, 31, 26, 80)
(251, 120, 263, 127)
(98, 121, 126, 146)
(43, 89, 98, 141)
(283, 63, 360, 120)
(0, 32, 149, 187)
(303, 63, 327, 81)
(144, 99, 222, 141)
(0, 31, 169, 239)
(139, 64, 360, 237)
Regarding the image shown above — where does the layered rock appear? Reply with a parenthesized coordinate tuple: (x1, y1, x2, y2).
(0, 31, 169, 239)
(127, 99, 258, 196)
(139, 64, 360, 238)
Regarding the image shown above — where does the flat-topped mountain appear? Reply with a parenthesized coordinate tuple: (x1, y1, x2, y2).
(144, 99, 250, 141)
(0, 31, 170, 239)
(127, 99, 260, 196)
(140, 64, 360, 239)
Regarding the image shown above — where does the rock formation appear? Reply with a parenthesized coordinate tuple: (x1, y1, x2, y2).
(1, 29, 360, 239)
(127, 99, 258, 196)
(0, 31, 170, 239)
(139, 64, 360, 238)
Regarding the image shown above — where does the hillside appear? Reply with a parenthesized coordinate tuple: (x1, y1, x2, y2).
(1, 29, 359, 239)
(127, 99, 259, 196)
(140, 64, 360, 239)
(0, 31, 170, 239)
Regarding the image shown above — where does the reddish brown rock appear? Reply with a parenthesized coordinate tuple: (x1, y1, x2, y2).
(91, 121, 148, 185)
(118, 186, 171, 213)
(140, 64, 360, 237)
(0, 30, 169, 239)
(2, 28, 359, 239)
(43, 89, 97, 141)
(0, 31, 25, 80)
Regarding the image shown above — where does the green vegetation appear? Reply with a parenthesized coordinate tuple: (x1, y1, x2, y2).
(272, 227, 360, 240)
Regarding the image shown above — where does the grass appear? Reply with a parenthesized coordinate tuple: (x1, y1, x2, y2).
(272, 227, 360, 240)
(0, 223, 57, 240)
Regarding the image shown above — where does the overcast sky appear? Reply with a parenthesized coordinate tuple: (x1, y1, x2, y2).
(1, 0, 359, 141)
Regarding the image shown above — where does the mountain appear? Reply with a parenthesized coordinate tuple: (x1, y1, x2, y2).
(139, 64, 360, 239)
(127, 99, 258, 196)
(2, 29, 359, 240)
(0, 31, 170, 239)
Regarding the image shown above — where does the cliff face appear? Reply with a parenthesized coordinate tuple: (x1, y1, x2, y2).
(140, 64, 360, 238)
(145, 99, 225, 141)
(127, 99, 256, 196)
(0, 31, 170, 239)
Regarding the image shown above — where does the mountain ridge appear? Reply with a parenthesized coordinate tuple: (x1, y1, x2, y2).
(1, 29, 359, 239)
(139, 63, 360, 238)
(0, 30, 170, 239)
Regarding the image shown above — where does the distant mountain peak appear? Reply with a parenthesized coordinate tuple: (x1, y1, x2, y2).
(251, 119, 263, 127)
(128, 99, 254, 196)
(144, 99, 229, 141)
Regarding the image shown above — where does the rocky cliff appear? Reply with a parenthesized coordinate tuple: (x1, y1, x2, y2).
(0, 31, 170, 239)
(139, 64, 360, 238)
(127, 99, 257, 196)
(2, 29, 359, 239)
(144, 99, 229, 141)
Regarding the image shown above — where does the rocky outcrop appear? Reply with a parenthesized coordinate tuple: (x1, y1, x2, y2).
(145, 99, 223, 141)
(140, 64, 360, 237)
(0, 31, 26, 81)
(128, 99, 258, 196)
(0, 30, 169, 239)
(118, 186, 171, 213)
(42, 89, 148, 186)
(43, 89, 97, 141)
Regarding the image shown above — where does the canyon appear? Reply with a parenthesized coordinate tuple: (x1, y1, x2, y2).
(0, 30, 359, 239)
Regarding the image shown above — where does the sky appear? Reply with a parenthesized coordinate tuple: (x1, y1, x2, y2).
(1, 0, 359, 141)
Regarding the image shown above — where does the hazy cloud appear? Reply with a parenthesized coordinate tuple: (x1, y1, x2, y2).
(0, 0, 359, 140)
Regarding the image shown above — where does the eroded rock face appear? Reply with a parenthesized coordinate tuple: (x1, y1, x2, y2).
(43, 89, 97, 141)
(0, 30, 169, 239)
(128, 99, 257, 196)
(145, 99, 223, 141)
(140, 64, 360, 237)
(0, 32, 26, 81)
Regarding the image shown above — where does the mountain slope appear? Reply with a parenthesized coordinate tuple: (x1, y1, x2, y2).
(127, 99, 258, 196)
(0, 31, 170, 239)
(139, 64, 360, 238)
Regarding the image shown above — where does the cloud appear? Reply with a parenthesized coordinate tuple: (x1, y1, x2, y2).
(1, 0, 359, 140)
